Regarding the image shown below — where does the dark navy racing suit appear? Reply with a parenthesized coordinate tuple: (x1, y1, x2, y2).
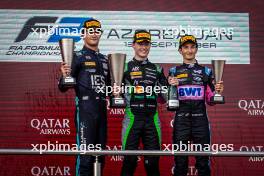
(58, 46, 110, 176)
(121, 58, 167, 176)
(169, 61, 215, 176)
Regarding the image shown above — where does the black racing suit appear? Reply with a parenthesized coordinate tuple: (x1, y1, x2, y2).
(169, 62, 215, 176)
(121, 58, 167, 176)
(58, 46, 110, 176)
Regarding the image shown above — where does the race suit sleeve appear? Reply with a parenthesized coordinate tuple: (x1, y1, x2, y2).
(58, 52, 80, 92)
(205, 67, 216, 106)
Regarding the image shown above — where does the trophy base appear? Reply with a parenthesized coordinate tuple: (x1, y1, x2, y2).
(211, 95, 225, 104)
(110, 97, 126, 108)
(62, 77, 76, 87)
(167, 100, 179, 111)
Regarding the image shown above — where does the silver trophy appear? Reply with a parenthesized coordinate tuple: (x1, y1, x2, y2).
(167, 72, 179, 111)
(108, 53, 126, 107)
(59, 38, 76, 87)
(211, 60, 225, 104)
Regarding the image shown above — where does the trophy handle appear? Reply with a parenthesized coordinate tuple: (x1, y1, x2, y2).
(112, 82, 122, 98)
